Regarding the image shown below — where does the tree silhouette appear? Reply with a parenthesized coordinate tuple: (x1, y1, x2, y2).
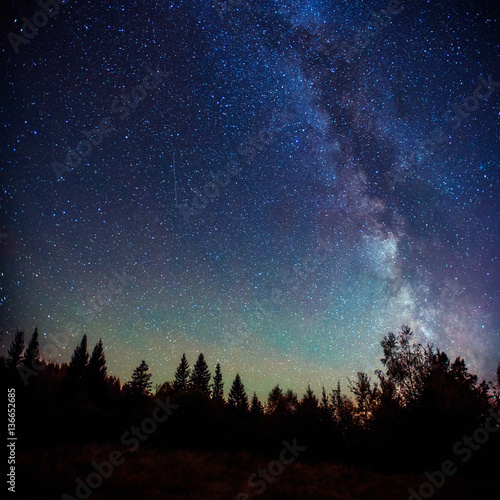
(266, 385, 298, 416)
(320, 386, 332, 422)
(301, 383, 319, 408)
(211, 362, 224, 402)
(348, 372, 376, 425)
(417, 348, 490, 426)
(283, 389, 299, 414)
(129, 360, 152, 397)
(331, 381, 354, 428)
(156, 380, 174, 398)
(331, 382, 342, 424)
(250, 392, 264, 416)
(23, 327, 40, 368)
(66, 334, 89, 396)
(266, 384, 284, 415)
(0, 320, 498, 487)
(190, 353, 211, 394)
(68, 335, 89, 377)
(17, 328, 42, 387)
(173, 353, 190, 391)
(372, 370, 398, 421)
(7, 330, 25, 370)
(298, 384, 319, 423)
(228, 373, 248, 411)
(379, 325, 425, 406)
(86, 339, 107, 402)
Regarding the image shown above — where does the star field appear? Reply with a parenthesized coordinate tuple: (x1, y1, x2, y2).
(1, 0, 499, 399)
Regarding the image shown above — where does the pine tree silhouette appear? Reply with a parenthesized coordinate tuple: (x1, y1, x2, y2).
(7, 330, 25, 370)
(173, 353, 190, 391)
(211, 362, 224, 402)
(69, 335, 89, 374)
(17, 328, 42, 388)
(86, 339, 107, 402)
(331, 381, 354, 429)
(67, 334, 90, 395)
(266, 384, 284, 415)
(130, 360, 152, 397)
(190, 353, 211, 394)
(228, 373, 248, 411)
(320, 386, 331, 422)
(284, 389, 299, 414)
(301, 383, 318, 408)
(23, 327, 40, 369)
(250, 392, 264, 416)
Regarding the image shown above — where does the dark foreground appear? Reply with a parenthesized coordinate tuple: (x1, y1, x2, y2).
(16, 445, 499, 500)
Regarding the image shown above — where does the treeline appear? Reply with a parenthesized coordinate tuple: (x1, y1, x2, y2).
(1, 326, 499, 473)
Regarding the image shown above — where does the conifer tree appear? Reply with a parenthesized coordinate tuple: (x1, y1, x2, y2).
(86, 339, 107, 401)
(284, 389, 299, 414)
(64, 334, 90, 397)
(7, 330, 25, 370)
(250, 392, 264, 416)
(320, 385, 331, 422)
(23, 328, 40, 368)
(190, 353, 211, 394)
(228, 373, 248, 411)
(17, 328, 42, 387)
(156, 380, 174, 398)
(129, 360, 152, 397)
(211, 362, 224, 402)
(331, 381, 343, 424)
(173, 353, 190, 391)
(266, 384, 284, 415)
(332, 381, 354, 428)
(68, 334, 89, 381)
(301, 383, 319, 407)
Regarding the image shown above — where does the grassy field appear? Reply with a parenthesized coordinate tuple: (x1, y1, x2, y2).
(17, 444, 499, 500)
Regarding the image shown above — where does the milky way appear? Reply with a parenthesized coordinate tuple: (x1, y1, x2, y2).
(1, 0, 499, 398)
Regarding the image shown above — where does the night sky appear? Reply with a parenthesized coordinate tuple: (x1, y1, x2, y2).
(1, 0, 499, 399)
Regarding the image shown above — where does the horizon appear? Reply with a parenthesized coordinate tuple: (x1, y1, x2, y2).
(1, 323, 497, 402)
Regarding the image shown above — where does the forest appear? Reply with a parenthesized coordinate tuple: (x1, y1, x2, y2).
(1, 325, 499, 500)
